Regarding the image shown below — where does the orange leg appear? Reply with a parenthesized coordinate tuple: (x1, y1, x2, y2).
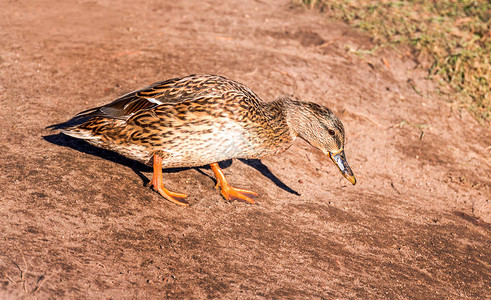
(210, 163, 258, 204)
(151, 154, 189, 206)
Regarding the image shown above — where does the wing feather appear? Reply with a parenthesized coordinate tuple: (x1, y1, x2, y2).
(74, 74, 251, 121)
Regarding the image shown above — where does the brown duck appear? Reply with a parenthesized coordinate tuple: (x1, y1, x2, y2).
(61, 74, 356, 206)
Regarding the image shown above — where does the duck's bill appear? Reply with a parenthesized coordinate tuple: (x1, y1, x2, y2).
(329, 150, 356, 185)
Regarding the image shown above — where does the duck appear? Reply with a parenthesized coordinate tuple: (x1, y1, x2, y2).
(60, 74, 356, 206)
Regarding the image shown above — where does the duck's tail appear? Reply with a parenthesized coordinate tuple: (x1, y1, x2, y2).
(60, 127, 102, 141)
(59, 117, 119, 142)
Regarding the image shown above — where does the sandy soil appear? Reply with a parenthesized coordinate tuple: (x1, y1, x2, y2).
(1, 0, 489, 298)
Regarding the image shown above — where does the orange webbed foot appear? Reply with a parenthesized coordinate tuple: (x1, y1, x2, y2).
(152, 154, 189, 206)
(152, 183, 189, 206)
(210, 163, 258, 204)
(216, 183, 258, 204)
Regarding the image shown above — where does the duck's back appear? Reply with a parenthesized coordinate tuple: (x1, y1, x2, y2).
(62, 75, 294, 167)
(74, 74, 258, 120)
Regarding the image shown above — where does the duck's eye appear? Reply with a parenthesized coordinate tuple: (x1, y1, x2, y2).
(328, 129, 335, 136)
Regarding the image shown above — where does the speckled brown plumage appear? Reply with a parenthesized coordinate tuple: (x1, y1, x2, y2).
(61, 74, 356, 205)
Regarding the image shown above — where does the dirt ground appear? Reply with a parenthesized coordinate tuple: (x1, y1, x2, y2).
(1, 0, 489, 298)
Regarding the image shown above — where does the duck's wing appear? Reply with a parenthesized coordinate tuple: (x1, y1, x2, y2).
(75, 74, 249, 121)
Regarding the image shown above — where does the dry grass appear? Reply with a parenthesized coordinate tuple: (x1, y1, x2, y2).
(295, 0, 490, 122)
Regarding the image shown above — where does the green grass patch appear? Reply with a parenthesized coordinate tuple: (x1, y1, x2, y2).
(295, 0, 490, 122)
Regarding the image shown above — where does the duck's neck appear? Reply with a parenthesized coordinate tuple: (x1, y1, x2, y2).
(275, 97, 316, 140)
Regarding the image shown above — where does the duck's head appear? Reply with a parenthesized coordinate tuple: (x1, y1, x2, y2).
(286, 100, 356, 185)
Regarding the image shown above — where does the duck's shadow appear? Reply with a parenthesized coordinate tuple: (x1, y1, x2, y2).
(43, 133, 300, 196)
